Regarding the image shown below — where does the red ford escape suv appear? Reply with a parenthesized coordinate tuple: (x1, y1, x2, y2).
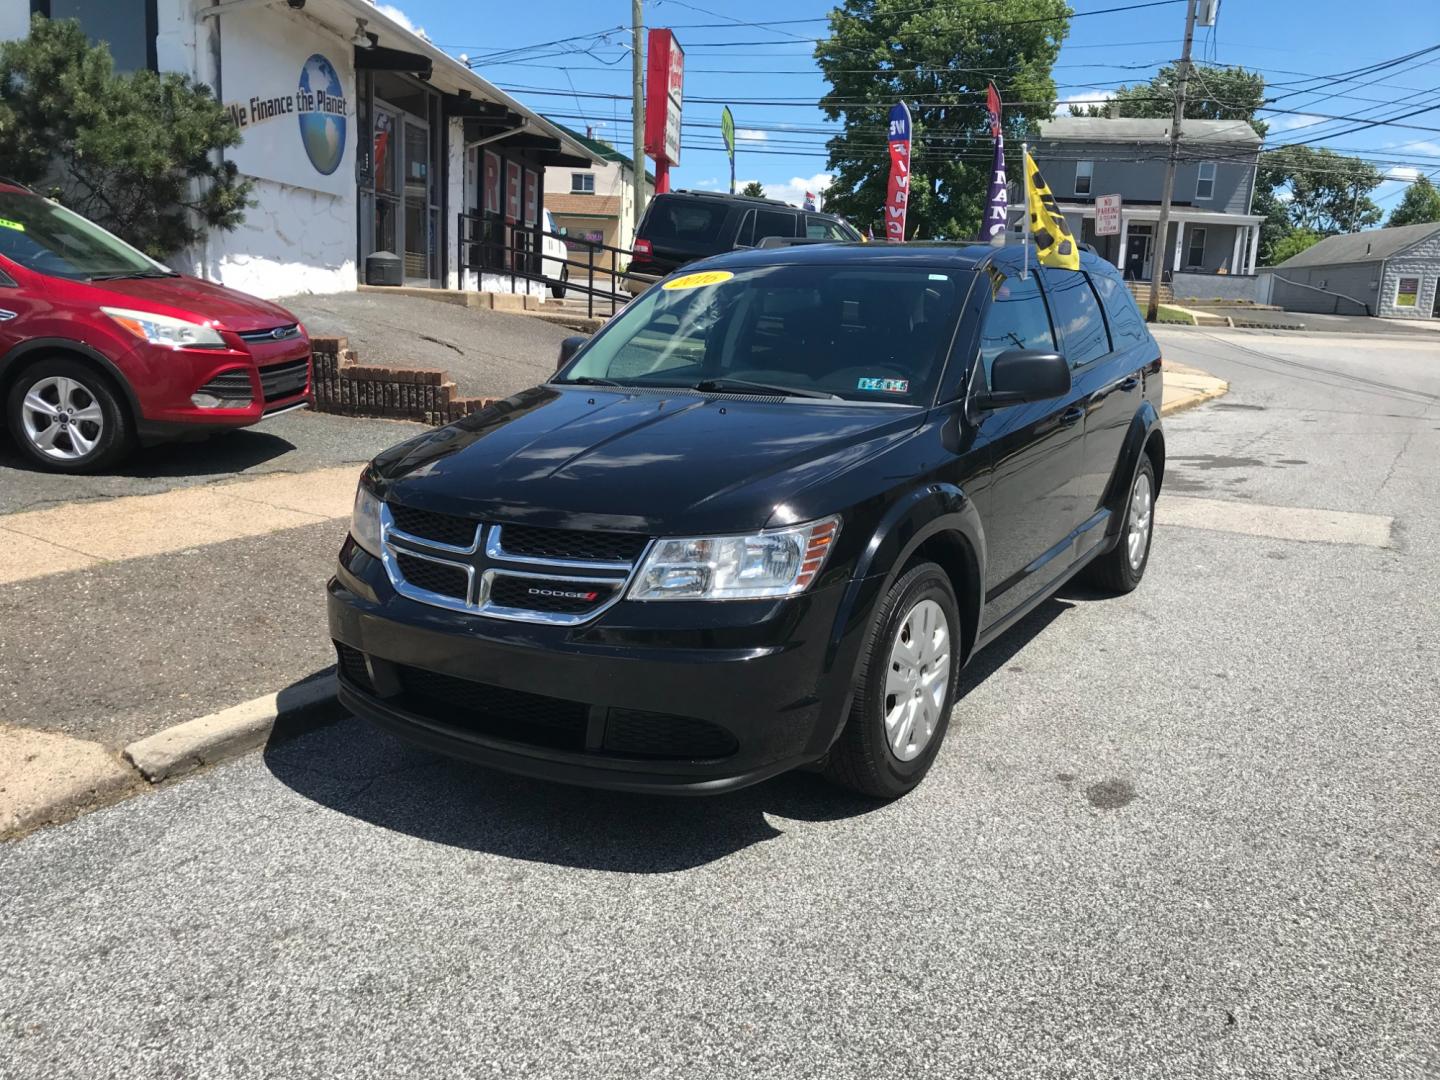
(0, 180, 312, 472)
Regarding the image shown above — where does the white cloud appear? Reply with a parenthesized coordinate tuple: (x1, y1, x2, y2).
(764, 173, 834, 208)
(736, 128, 769, 142)
(1057, 90, 1113, 114)
(692, 177, 722, 189)
(369, 2, 429, 42)
(1386, 165, 1421, 182)
(1266, 113, 1326, 134)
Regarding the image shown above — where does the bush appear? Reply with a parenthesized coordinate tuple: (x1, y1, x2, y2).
(0, 16, 251, 258)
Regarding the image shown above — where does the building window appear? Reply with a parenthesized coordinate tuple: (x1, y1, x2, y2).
(1075, 160, 1093, 196)
(1186, 227, 1206, 268)
(571, 173, 596, 194)
(1395, 276, 1420, 307)
(1196, 162, 1216, 200)
(33, 0, 157, 72)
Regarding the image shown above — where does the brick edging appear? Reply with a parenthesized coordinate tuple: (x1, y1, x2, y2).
(310, 336, 500, 425)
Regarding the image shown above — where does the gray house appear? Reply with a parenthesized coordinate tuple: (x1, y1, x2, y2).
(1027, 117, 1265, 297)
(1258, 222, 1440, 320)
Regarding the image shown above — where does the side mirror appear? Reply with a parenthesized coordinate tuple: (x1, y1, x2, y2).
(974, 349, 1070, 410)
(557, 335, 587, 370)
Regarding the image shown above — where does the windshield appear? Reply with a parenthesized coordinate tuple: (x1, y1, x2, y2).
(0, 192, 170, 281)
(559, 263, 968, 404)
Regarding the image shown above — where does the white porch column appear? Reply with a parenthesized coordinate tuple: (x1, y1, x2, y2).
(1245, 224, 1260, 274)
(1172, 219, 1185, 273)
(1230, 226, 1244, 274)
(1117, 215, 1129, 273)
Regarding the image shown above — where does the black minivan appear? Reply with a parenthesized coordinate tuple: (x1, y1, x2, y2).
(626, 190, 863, 292)
(330, 243, 1164, 799)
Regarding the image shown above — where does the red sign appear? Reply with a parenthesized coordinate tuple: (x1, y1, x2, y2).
(483, 151, 500, 214)
(506, 160, 521, 222)
(885, 101, 912, 243)
(524, 168, 539, 226)
(644, 29, 684, 171)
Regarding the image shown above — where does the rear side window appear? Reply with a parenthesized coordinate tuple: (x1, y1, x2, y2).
(1088, 271, 1148, 350)
(752, 210, 797, 243)
(806, 215, 851, 241)
(640, 199, 729, 244)
(977, 271, 1055, 384)
(1041, 267, 1111, 367)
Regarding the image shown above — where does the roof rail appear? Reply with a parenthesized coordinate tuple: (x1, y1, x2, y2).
(669, 188, 792, 207)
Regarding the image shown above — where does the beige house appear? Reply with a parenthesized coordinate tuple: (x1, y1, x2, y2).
(543, 121, 655, 269)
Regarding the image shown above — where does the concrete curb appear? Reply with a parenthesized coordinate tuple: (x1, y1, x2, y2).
(0, 727, 140, 839)
(123, 675, 338, 783)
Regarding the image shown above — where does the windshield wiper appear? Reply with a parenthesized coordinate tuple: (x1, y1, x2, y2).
(692, 378, 842, 401)
(561, 376, 626, 387)
(88, 270, 178, 281)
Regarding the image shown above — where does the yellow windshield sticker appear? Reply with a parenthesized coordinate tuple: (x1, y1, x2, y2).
(662, 270, 734, 291)
(0, 218, 24, 232)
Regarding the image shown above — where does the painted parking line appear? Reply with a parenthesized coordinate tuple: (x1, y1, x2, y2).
(0, 465, 360, 586)
(1158, 495, 1394, 548)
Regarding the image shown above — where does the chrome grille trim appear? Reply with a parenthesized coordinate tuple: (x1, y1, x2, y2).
(238, 323, 301, 343)
(378, 504, 652, 626)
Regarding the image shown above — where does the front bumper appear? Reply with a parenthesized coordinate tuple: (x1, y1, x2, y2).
(326, 541, 868, 794)
(124, 336, 313, 437)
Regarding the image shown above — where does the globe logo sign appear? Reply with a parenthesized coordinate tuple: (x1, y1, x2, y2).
(297, 54, 346, 176)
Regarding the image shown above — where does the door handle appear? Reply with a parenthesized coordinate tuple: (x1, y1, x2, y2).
(1118, 376, 1140, 391)
(1059, 406, 1085, 427)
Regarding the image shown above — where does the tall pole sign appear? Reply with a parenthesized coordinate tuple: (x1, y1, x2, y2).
(884, 101, 912, 243)
(644, 29, 685, 194)
(721, 106, 735, 195)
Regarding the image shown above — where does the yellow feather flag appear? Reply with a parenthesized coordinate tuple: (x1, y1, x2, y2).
(1024, 150, 1080, 271)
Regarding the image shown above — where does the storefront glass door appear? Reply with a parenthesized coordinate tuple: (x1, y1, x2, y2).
(402, 118, 433, 285)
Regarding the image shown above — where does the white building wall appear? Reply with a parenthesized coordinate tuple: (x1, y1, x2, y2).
(444, 117, 465, 290)
(1377, 231, 1440, 319)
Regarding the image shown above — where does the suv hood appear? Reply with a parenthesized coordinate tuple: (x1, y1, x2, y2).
(371, 386, 922, 536)
(81, 274, 299, 333)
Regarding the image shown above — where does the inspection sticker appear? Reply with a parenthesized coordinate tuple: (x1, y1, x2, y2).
(857, 377, 909, 393)
(0, 218, 24, 232)
(662, 270, 734, 290)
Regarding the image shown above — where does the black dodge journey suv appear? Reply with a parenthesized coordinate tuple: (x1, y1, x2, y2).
(329, 242, 1164, 798)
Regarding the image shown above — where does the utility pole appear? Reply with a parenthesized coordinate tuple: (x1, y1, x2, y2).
(631, 0, 646, 241)
(1146, 0, 1198, 322)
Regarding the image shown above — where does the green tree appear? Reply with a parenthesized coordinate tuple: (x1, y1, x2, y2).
(0, 16, 250, 258)
(1267, 227, 1323, 264)
(1387, 174, 1440, 227)
(740, 180, 767, 198)
(815, 0, 1070, 240)
(1072, 63, 1268, 137)
(1262, 145, 1383, 239)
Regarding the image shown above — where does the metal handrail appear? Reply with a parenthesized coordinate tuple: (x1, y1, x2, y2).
(455, 212, 655, 318)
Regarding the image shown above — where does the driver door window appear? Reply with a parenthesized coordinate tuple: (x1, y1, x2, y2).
(977, 272, 1055, 387)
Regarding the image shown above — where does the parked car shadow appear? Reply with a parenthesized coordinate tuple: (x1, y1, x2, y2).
(0, 426, 296, 479)
(265, 596, 1078, 874)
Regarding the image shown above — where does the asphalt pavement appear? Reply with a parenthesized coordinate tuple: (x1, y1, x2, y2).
(3, 327, 1439, 1078)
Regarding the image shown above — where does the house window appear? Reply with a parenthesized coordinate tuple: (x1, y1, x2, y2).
(571, 173, 596, 194)
(1395, 276, 1420, 307)
(1196, 162, 1216, 200)
(1186, 227, 1206, 268)
(33, 0, 157, 72)
(1075, 160, 1094, 196)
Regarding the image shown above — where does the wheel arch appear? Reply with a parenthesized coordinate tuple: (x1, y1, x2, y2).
(1099, 401, 1164, 534)
(0, 338, 142, 428)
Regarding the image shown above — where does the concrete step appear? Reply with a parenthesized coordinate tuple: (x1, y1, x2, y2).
(1127, 280, 1173, 304)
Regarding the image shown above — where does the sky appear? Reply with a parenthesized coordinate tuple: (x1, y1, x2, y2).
(377, 0, 1440, 213)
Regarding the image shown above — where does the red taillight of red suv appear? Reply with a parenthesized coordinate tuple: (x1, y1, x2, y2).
(633, 239, 652, 258)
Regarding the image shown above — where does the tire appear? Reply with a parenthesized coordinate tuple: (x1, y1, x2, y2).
(1085, 456, 1156, 594)
(552, 268, 568, 299)
(824, 562, 961, 799)
(5, 357, 134, 473)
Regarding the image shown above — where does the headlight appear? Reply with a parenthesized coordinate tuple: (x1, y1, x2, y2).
(101, 306, 227, 349)
(629, 516, 840, 601)
(351, 482, 383, 558)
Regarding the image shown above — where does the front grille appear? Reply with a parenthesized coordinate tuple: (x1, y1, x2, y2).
(258, 357, 310, 402)
(602, 709, 738, 760)
(490, 574, 618, 614)
(195, 369, 253, 402)
(389, 504, 480, 549)
(238, 323, 301, 343)
(498, 524, 647, 563)
(334, 643, 374, 693)
(397, 665, 587, 751)
(395, 553, 468, 600)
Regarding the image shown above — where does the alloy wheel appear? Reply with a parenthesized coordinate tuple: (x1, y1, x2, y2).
(19, 375, 104, 462)
(884, 597, 951, 762)
(1127, 470, 1153, 571)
